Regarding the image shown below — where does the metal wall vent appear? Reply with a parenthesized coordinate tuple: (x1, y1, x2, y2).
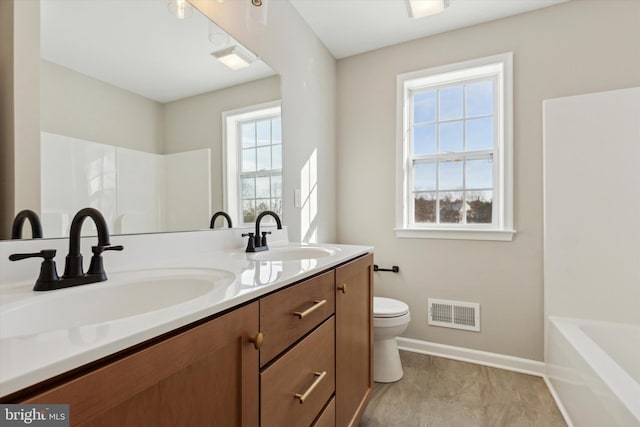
(428, 299, 480, 332)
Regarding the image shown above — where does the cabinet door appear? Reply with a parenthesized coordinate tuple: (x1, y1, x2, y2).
(335, 254, 373, 427)
(22, 302, 260, 427)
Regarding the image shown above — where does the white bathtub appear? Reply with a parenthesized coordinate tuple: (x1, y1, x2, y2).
(546, 317, 640, 426)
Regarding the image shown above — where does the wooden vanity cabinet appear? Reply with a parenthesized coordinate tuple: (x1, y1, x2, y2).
(21, 302, 260, 427)
(335, 253, 374, 427)
(14, 253, 373, 427)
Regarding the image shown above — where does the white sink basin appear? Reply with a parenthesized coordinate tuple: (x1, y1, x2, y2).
(0, 268, 236, 339)
(250, 245, 336, 261)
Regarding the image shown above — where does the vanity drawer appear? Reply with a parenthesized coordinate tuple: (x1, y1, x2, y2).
(261, 317, 335, 427)
(312, 397, 335, 427)
(260, 270, 335, 365)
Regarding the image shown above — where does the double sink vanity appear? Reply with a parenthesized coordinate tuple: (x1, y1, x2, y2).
(0, 226, 374, 426)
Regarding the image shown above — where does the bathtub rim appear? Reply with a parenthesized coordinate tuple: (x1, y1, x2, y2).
(547, 316, 640, 422)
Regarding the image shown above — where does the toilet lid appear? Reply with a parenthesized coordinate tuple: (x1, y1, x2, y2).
(374, 297, 409, 318)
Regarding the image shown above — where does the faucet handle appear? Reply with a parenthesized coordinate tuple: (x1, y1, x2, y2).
(242, 233, 256, 252)
(9, 249, 57, 262)
(91, 245, 124, 255)
(88, 245, 124, 276)
(9, 250, 60, 290)
(260, 231, 272, 246)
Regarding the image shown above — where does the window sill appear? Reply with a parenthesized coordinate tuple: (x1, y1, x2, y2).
(394, 228, 516, 241)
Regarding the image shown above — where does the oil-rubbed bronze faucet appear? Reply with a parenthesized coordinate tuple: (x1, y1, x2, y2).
(210, 211, 233, 229)
(242, 210, 282, 253)
(9, 208, 123, 291)
(11, 209, 43, 239)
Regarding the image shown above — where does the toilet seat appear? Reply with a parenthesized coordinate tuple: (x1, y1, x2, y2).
(374, 297, 409, 318)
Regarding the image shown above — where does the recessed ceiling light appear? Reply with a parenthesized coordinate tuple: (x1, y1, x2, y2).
(212, 47, 255, 70)
(407, 0, 450, 19)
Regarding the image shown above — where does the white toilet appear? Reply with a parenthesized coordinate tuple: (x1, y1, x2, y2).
(373, 297, 411, 383)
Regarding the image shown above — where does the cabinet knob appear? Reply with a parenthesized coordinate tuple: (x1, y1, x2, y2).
(337, 283, 347, 294)
(248, 332, 263, 350)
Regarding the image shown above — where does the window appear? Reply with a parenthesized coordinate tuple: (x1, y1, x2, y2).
(396, 53, 514, 241)
(224, 101, 282, 226)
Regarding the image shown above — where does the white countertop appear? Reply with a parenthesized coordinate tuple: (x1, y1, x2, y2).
(0, 239, 372, 398)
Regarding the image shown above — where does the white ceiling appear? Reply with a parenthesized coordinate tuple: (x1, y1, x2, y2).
(289, 0, 569, 59)
(40, 0, 276, 103)
(41, 0, 569, 102)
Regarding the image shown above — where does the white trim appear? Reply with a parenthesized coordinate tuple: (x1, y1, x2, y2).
(395, 52, 514, 239)
(396, 337, 544, 376)
(395, 228, 515, 241)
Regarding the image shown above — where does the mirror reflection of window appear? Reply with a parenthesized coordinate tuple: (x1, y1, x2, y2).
(224, 102, 282, 226)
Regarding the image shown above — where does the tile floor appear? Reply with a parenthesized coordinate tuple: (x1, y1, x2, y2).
(360, 351, 567, 427)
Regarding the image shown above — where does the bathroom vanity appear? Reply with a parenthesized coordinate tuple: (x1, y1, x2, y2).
(0, 231, 372, 427)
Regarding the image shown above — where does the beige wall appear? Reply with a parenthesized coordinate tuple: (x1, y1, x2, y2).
(164, 75, 281, 213)
(0, 0, 41, 239)
(336, 0, 640, 360)
(0, 0, 16, 239)
(41, 60, 164, 154)
(192, 0, 338, 243)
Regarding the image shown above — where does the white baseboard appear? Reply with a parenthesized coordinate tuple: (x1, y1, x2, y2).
(396, 337, 545, 377)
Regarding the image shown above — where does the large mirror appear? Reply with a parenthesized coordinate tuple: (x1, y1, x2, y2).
(10, 0, 280, 239)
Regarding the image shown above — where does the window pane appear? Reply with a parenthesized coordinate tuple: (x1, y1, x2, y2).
(242, 148, 256, 172)
(271, 174, 282, 197)
(256, 176, 270, 198)
(257, 146, 271, 171)
(439, 160, 463, 190)
(414, 125, 436, 155)
(272, 144, 282, 170)
(466, 80, 493, 117)
(439, 86, 463, 121)
(413, 162, 436, 191)
(272, 117, 282, 143)
(241, 177, 255, 198)
(243, 199, 256, 223)
(241, 122, 255, 148)
(414, 192, 436, 223)
(439, 121, 463, 153)
(256, 120, 271, 146)
(466, 191, 493, 224)
(255, 199, 270, 215)
(466, 117, 494, 151)
(271, 198, 282, 215)
(439, 192, 463, 223)
(466, 158, 493, 189)
(413, 91, 436, 124)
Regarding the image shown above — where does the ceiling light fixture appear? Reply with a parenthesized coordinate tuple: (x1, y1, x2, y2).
(212, 47, 255, 70)
(407, 0, 450, 19)
(251, 0, 263, 6)
(168, 0, 193, 19)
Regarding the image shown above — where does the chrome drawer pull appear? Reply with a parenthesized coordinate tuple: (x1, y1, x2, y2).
(293, 299, 327, 319)
(294, 371, 327, 403)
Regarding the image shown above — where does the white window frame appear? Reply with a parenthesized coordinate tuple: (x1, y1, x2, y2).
(223, 100, 282, 226)
(395, 53, 515, 241)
